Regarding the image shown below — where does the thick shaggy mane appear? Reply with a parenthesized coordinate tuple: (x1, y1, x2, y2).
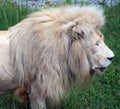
(9, 6, 105, 103)
(30, 6, 105, 28)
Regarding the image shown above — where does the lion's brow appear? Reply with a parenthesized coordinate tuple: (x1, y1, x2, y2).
(96, 30, 103, 38)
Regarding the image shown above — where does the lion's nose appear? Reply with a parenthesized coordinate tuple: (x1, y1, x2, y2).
(107, 57, 114, 61)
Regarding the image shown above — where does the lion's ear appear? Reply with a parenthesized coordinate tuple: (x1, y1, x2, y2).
(72, 26, 84, 41)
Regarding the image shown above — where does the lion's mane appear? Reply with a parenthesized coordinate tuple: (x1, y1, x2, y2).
(9, 6, 105, 103)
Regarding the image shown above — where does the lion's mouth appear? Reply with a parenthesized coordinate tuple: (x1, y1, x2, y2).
(95, 67, 106, 72)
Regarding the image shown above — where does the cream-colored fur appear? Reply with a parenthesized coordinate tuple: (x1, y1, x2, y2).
(0, 6, 114, 109)
(0, 31, 17, 94)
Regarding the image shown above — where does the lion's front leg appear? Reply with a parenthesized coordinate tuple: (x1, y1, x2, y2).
(28, 83, 46, 109)
(29, 96, 46, 109)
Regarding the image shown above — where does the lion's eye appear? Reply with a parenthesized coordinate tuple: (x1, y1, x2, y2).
(95, 42, 101, 47)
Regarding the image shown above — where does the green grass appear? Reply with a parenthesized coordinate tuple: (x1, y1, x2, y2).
(0, 1, 31, 30)
(0, 1, 120, 109)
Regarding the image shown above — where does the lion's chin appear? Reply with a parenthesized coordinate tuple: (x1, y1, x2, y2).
(95, 67, 107, 73)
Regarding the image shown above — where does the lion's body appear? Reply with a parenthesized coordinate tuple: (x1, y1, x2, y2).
(0, 6, 114, 109)
(0, 31, 17, 94)
(0, 31, 9, 66)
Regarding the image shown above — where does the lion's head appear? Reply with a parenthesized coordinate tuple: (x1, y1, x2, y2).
(69, 23, 114, 76)
(9, 6, 114, 105)
(61, 6, 115, 84)
(84, 29, 114, 73)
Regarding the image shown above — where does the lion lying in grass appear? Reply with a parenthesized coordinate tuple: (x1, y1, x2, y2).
(0, 6, 114, 109)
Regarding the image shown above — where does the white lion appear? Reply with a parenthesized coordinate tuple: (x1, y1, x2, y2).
(0, 6, 114, 109)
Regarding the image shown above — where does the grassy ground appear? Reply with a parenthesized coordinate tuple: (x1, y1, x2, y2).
(0, 1, 120, 109)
